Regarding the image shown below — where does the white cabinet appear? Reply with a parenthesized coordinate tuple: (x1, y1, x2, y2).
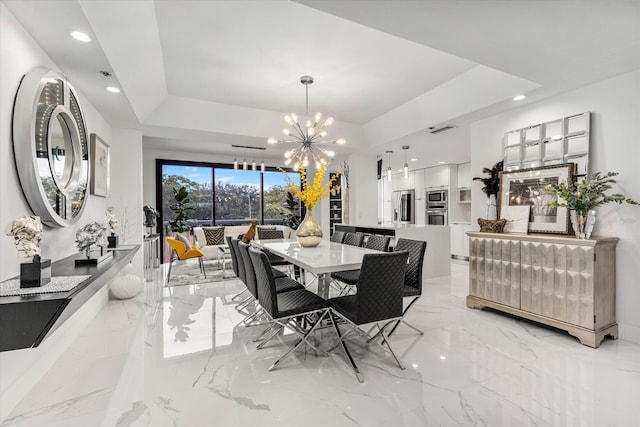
(424, 165, 449, 188)
(450, 223, 472, 258)
(457, 163, 471, 203)
(457, 163, 471, 187)
(391, 171, 414, 192)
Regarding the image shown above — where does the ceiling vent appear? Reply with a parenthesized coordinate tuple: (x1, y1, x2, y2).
(429, 125, 456, 134)
(231, 144, 266, 150)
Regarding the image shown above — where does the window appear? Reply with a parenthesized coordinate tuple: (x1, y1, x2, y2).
(157, 160, 300, 230)
(263, 171, 300, 225)
(161, 164, 213, 230)
(214, 168, 261, 225)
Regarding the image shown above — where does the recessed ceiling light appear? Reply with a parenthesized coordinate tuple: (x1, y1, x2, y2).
(513, 94, 526, 101)
(106, 86, 120, 93)
(438, 161, 446, 164)
(71, 31, 91, 42)
(410, 158, 417, 162)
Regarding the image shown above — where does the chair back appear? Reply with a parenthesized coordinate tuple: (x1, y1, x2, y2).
(237, 241, 258, 299)
(230, 238, 246, 284)
(356, 252, 409, 324)
(257, 229, 284, 240)
(394, 238, 427, 294)
(226, 235, 239, 277)
(249, 247, 278, 317)
(166, 237, 186, 259)
(330, 230, 346, 243)
(365, 235, 391, 252)
(343, 232, 364, 247)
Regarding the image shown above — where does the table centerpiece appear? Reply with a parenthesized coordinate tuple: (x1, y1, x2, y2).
(282, 163, 341, 247)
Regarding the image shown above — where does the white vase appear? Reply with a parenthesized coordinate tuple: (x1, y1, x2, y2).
(570, 210, 596, 239)
(486, 194, 498, 220)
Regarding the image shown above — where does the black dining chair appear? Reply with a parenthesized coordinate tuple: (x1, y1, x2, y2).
(327, 251, 409, 382)
(386, 238, 427, 337)
(237, 241, 304, 327)
(256, 229, 295, 276)
(227, 235, 250, 303)
(330, 230, 346, 243)
(330, 235, 392, 295)
(249, 247, 330, 371)
(343, 232, 365, 247)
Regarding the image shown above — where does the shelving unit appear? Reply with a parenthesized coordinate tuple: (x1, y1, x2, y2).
(329, 172, 342, 236)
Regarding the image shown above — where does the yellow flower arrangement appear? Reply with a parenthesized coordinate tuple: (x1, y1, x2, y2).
(280, 163, 341, 209)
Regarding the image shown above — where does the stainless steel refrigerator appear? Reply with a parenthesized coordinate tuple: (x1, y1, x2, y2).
(393, 190, 415, 224)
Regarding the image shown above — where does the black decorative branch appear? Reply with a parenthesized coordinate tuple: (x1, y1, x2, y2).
(473, 160, 504, 196)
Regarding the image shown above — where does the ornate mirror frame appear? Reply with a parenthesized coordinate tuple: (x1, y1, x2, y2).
(12, 68, 90, 227)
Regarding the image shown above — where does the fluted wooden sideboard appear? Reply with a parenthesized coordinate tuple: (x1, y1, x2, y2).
(466, 232, 619, 348)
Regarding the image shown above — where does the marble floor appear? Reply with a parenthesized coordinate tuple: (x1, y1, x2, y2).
(3, 260, 640, 427)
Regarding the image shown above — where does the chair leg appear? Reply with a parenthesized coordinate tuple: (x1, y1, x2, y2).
(377, 323, 405, 370)
(256, 325, 284, 349)
(167, 258, 174, 282)
(231, 288, 248, 302)
(269, 310, 330, 371)
(253, 323, 279, 342)
(199, 257, 206, 279)
(329, 311, 364, 383)
(388, 297, 423, 337)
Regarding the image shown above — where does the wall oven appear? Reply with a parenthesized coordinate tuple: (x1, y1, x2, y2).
(426, 209, 448, 226)
(426, 189, 447, 209)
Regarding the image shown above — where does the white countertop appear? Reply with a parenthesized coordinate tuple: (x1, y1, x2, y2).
(348, 223, 450, 230)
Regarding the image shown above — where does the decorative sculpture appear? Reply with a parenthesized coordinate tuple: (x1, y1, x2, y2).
(143, 205, 159, 228)
(105, 207, 118, 235)
(105, 207, 119, 248)
(75, 221, 108, 259)
(4, 215, 43, 261)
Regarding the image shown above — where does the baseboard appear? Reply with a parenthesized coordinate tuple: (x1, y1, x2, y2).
(618, 322, 640, 345)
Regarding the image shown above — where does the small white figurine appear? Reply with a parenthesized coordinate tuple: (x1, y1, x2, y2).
(105, 207, 118, 235)
(5, 216, 43, 262)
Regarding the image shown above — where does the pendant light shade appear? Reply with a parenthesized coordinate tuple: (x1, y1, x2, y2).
(242, 159, 247, 170)
(233, 158, 238, 170)
(386, 150, 393, 182)
(402, 145, 410, 179)
(260, 160, 265, 173)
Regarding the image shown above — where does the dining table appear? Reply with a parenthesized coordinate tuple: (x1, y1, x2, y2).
(251, 238, 383, 298)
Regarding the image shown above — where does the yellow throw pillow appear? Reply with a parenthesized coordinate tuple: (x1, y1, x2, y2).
(242, 222, 257, 244)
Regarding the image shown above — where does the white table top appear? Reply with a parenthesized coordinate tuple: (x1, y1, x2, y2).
(252, 239, 382, 275)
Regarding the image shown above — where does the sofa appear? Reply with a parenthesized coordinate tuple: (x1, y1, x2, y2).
(193, 225, 296, 260)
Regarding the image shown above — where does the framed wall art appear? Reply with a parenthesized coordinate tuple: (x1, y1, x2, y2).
(90, 133, 110, 197)
(498, 163, 575, 234)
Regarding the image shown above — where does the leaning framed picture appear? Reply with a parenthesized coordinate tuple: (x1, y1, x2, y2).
(90, 133, 110, 197)
(497, 163, 575, 234)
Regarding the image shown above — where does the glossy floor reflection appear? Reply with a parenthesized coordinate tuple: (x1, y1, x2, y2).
(3, 260, 640, 426)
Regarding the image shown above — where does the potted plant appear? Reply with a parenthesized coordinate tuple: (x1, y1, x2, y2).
(168, 186, 195, 234)
(546, 171, 638, 238)
(473, 160, 503, 220)
(283, 191, 301, 230)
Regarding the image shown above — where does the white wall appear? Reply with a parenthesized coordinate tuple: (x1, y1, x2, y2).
(0, 4, 144, 419)
(470, 70, 640, 342)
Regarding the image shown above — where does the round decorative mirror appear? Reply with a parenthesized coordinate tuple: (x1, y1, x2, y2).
(12, 68, 89, 227)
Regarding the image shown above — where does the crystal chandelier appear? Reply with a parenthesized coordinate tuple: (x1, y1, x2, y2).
(267, 76, 346, 170)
